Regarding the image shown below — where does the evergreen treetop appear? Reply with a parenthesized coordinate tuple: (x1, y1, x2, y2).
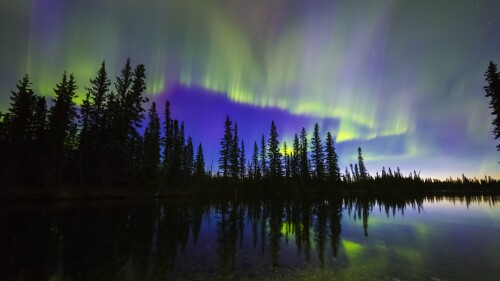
(267, 120, 282, 179)
(484, 61, 500, 151)
(219, 115, 233, 178)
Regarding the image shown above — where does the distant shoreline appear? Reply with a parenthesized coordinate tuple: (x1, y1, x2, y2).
(2, 185, 499, 201)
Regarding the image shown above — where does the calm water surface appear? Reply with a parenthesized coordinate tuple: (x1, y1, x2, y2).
(1, 195, 499, 281)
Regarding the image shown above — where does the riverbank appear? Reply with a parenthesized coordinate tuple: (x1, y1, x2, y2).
(2, 184, 500, 201)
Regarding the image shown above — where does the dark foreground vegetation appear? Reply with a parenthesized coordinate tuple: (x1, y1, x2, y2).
(1, 59, 500, 199)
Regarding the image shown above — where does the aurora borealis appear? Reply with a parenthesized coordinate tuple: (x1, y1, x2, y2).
(1, 0, 499, 179)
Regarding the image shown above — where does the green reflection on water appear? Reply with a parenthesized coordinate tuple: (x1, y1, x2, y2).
(341, 239, 363, 259)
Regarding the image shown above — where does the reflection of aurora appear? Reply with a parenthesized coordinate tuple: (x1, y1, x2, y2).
(2, 195, 500, 280)
(1, 0, 500, 178)
(222, 195, 499, 280)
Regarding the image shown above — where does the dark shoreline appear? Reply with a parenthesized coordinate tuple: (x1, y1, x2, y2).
(2, 185, 500, 201)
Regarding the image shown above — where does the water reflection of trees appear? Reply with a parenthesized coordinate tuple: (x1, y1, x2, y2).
(0, 195, 497, 280)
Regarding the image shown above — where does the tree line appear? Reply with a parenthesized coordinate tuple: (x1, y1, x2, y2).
(0, 59, 499, 193)
(0, 59, 352, 190)
(0, 59, 204, 188)
(216, 116, 344, 185)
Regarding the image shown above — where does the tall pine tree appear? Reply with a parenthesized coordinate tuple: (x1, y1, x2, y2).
(79, 61, 111, 185)
(311, 123, 324, 180)
(170, 119, 182, 178)
(162, 100, 174, 176)
(195, 143, 205, 178)
(325, 132, 340, 183)
(484, 61, 500, 151)
(291, 134, 300, 179)
(107, 59, 148, 185)
(125, 63, 148, 177)
(239, 139, 246, 179)
(142, 102, 161, 181)
(7, 75, 37, 145)
(267, 120, 282, 179)
(299, 127, 309, 180)
(260, 134, 267, 179)
(230, 123, 240, 180)
(283, 141, 291, 179)
(357, 147, 368, 181)
(219, 115, 233, 178)
(4, 75, 40, 185)
(46, 72, 79, 186)
(183, 136, 194, 177)
(252, 141, 260, 179)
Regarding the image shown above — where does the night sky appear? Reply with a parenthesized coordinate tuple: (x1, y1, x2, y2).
(1, 0, 499, 179)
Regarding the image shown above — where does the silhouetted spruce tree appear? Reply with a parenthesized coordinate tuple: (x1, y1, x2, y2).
(219, 115, 233, 178)
(311, 123, 324, 180)
(142, 102, 161, 181)
(195, 143, 205, 178)
(252, 141, 260, 179)
(7, 75, 37, 146)
(381, 166, 387, 178)
(230, 123, 240, 180)
(246, 160, 252, 180)
(350, 164, 357, 182)
(344, 167, 351, 183)
(397, 167, 402, 178)
(177, 121, 186, 175)
(107, 59, 148, 185)
(324, 132, 340, 183)
(267, 121, 282, 180)
(79, 93, 92, 146)
(170, 119, 182, 178)
(354, 163, 360, 181)
(357, 147, 368, 180)
(162, 100, 174, 177)
(126, 63, 148, 179)
(79, 62, 110, 137)
(484, 61, 500, 151)
(299, 128, 310, 181)
(128, 64, 148, 128)
(88, 62, 110, 130)
(291, 134, 300, 179)
(183, 136, 194, 177)
(283, 141, 291, 179)
(101, 89, 118, 184)
(110, 59, 133, 153)
(180, 124, 188, 176)
(239, 140, 246, 179)
(78, 61, 111, 185)
(46, 72, 79, 186)
(260, 134, 267, 178)
(4, 75, 39, 185)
